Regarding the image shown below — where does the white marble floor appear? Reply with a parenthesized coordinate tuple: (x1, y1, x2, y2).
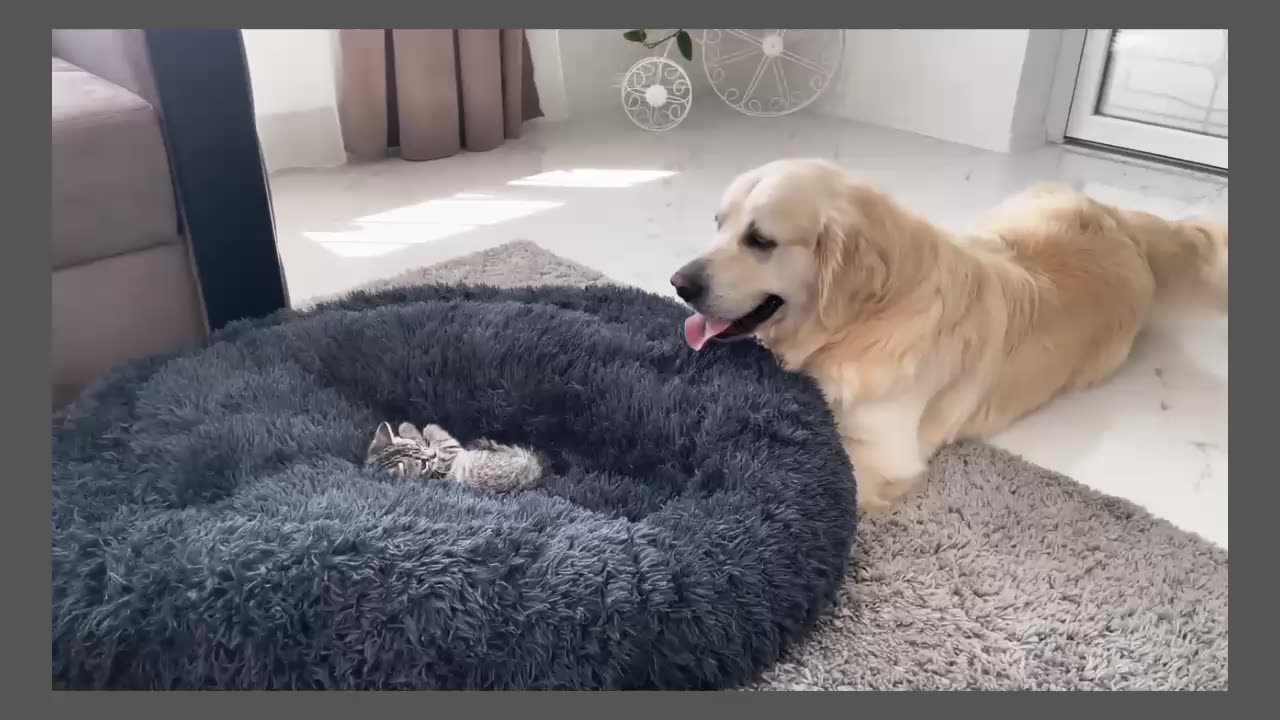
(268, 107, 1228, 548)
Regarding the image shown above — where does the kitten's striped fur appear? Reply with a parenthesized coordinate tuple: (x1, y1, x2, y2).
(365, 421, 544, 493)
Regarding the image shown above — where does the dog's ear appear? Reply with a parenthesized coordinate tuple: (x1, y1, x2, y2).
(814, 206, 891, 328)
(814, 216, 850, 328)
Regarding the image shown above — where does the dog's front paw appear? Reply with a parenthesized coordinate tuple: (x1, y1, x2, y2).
(853, 467, 921, 514)
(856, 491, 895, 514)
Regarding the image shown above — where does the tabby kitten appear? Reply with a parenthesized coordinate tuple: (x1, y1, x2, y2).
(365, 421, 544, 493)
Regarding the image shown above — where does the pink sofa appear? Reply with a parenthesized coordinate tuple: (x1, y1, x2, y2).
(51, 30, 208, 408)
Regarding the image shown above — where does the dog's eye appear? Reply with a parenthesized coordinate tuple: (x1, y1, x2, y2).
(742, 226, 777, 251)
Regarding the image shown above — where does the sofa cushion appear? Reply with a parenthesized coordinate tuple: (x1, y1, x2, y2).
(52, 58, 180, 270)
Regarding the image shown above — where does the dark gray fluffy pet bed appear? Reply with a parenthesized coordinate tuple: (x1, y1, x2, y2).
(52, 284, 855, 690)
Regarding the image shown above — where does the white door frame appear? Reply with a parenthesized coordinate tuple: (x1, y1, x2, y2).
(1045, 29, 1087, 144)
(1051, 29, 1228, 170)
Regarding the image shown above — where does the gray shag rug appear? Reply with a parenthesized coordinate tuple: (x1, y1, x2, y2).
(389, 241, 1229, 691)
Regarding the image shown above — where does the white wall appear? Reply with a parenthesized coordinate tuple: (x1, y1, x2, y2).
(242, 29, 347, 172)
(547, 30, 713, 118)
(245, 30, 1068, 163)
(817, 30, 1064, 153)
(1008, 29, 1066, 151)
(525, 30, 570, 122)
(557, 30, 648, 116)
(534, 29, 1066, 154)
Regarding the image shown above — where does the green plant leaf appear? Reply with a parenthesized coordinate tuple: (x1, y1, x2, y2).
(676, 30, 694, 61)
(623, 30, 647, 43)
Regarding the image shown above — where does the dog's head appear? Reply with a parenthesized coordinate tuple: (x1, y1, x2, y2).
(672, 158, 897, 350)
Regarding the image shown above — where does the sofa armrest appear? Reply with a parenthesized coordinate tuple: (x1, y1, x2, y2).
(51, 30, 162, 111)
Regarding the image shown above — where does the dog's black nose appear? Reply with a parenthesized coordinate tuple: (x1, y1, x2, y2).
(670, 266, 706, 304)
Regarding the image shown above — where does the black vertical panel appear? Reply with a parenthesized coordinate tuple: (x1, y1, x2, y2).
(145, 29, 288, 330)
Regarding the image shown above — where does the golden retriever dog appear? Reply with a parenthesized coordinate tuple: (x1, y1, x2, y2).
(671, 158, 1228, 513)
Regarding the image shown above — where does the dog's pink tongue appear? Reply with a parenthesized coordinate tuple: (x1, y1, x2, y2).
(683, 314, 732, 350)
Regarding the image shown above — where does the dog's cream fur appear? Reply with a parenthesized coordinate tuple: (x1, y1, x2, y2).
(683, 159, 1228, 512)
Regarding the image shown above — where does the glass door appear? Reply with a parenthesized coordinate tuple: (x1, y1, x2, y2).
(1066, 29, 1228, 170)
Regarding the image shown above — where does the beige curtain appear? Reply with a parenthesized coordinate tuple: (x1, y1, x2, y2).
(336, 29, 542, 162)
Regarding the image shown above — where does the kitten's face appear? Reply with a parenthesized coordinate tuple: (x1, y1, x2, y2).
(384, 449, 426, 479)
(366, 421, 437, 478)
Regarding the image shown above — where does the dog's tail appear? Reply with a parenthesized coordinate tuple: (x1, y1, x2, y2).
(1121, 208, 1228, 314)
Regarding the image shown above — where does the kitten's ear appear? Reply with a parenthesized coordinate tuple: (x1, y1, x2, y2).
(398, 422, 426, 444)
(369, 422, 396, 454)
(421, 423, 456, 444)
